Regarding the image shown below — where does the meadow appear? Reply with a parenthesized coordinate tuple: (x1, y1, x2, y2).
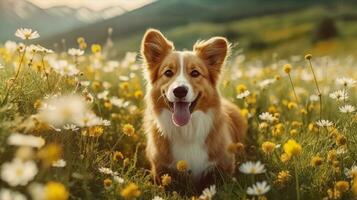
(0, 28, 357, 200)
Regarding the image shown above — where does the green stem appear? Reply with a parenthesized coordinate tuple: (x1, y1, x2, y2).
(308, 59, 322, 119)
(288, 74, 299, 103)
(41, 55, 51, 91)
(1, 47, 27, 105)
(294, 160, 300, 200)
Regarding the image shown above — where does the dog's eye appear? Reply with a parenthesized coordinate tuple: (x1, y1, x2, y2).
(164, 69, 174, 77)
(190, 70, 200, 78)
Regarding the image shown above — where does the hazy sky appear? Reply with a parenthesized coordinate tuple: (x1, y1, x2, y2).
(26, 0, 154, 11)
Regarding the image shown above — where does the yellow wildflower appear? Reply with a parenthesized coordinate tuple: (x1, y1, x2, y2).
(236, 84, 247, 93)
(122, 124, 135, 136)
(261, 141, 276, 154)
(283, 139, 302, 158)
(335, 181, 349, 193)
(287, 102, 297, 110)
(104, 178, 112, 189)
(134, 90, 143, 99)
(290, 129, 298, 137)
(272, 123, 284, 137)
(44, 182, 69, 200)
(113, 151, 124, 161)
(240, 109, 249, 118)
(87, 126, 104, 137)
(268, 105, 278, 114)
(120, 183, 141, 199)
(104, 100, 113, 110)
(120, 82, 130, 91)
(310, 156, 323, 167)
(308, 123, 318, 134)
(283, 64, 292, 74)
(91, 44, 101, 54)
(176, 160, 188, 172)
(280, 153, 291, 163)
(336, 134, 346, 146)
(327, 150, 337, 162)
(304, 54, 312, 60)
(161, 174, 172, 186)
(276, 170, 291, 186)
(38, 143, 62, 167)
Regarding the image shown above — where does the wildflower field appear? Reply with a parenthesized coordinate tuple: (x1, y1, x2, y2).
(0, 28, 357, 200)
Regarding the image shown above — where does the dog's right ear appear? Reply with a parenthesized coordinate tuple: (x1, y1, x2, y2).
(141, 29, 174, 69)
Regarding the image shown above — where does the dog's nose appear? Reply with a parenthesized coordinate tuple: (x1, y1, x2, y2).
(173, 86, 188, 99)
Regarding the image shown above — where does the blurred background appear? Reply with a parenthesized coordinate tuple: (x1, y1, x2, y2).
(0, 0, 356, 59)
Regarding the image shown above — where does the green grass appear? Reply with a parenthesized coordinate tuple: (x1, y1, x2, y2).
(0, 38, 357, 199)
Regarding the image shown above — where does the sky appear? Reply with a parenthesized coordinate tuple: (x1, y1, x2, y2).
(26, 0, 154, 11)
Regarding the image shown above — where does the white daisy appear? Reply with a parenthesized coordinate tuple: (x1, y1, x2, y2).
(1, 159, 38, 186)
(0, 188, 27, 200)
(247, 181, 271, 196)
(310, 94, 319, 102)
(329, 90, 349, 101)
(99, 167, 112, 174)
(199, 185, 216, 200)
(52, 159, 66, 168)
(7, 133, 45, 148)
(152, 196, 164, 200)
(38, 95, 89, 127)
(259, 112, 275, 122)
(114, 175, 124, 184)
(15, 28, 40, 40)
(110, 97, 130, 108)
(50, 60, 79, 77)
(0, 63, 4, 69)
(74, 112, 102, 127)
(63, 124, 79, 131)
(35, 45, 54, 54)
(239, 161, 266, 175)
(339, 105, 355, 113)
(28, 183, 45, 200)
(28, 44, 42, 53)
(316, 119, 333, 127)
(336, 77, 356, 88)
(97, 90, 109, 100)
(4, 40, 18, 53)
(344, 165, 357, 178)
(259, 78, 275, 89)
(237, 90, 250, 99)
(68, 48, 84, 57)
(101, 119, 111, 126)
(98, 167, 118, 176)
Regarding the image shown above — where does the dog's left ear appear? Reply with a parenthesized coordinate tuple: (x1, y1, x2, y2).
(194, 37, 229, 84)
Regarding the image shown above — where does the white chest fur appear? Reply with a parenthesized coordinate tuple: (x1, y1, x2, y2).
(157, 109, 214, 177)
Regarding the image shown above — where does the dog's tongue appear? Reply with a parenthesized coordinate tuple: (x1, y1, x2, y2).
(172, 102, 191, 126)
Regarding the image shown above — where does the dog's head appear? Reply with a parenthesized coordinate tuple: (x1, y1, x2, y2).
(141, 29, 229, 126)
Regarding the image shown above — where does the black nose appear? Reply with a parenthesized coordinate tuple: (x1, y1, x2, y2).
(173, 86, 188, 98)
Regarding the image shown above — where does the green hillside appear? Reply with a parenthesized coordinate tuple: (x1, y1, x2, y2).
(111, 3, 357, 59)
(42, 0, 335, 48)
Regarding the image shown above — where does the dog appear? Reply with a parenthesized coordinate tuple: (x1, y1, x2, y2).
(141, 29, 247, 187)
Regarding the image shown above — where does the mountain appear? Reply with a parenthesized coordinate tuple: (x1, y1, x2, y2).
(0, 0, 128, 42)
(41, 0, 334, 47)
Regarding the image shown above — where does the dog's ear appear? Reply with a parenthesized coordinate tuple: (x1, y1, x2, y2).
(194, 37, 229, 84)
(141, 29, 174, 69)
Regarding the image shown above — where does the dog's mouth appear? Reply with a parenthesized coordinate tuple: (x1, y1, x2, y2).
(163, 92, 201, 127)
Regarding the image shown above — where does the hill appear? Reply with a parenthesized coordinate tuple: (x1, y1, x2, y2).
(41, 0, 334, 47)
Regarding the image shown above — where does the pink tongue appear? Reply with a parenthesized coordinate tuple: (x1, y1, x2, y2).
(172, 102, 191, 126)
